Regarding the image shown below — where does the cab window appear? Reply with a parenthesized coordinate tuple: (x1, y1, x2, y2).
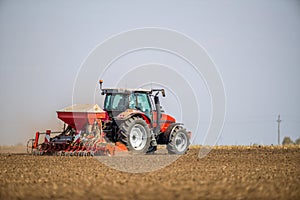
(104, 93, 128, 111)
(135, 93, 151, 117)
(129, 93, 136, 109)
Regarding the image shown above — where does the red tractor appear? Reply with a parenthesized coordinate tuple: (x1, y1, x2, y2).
(27, 80, 190, 155)
(99, 80, 190, 154)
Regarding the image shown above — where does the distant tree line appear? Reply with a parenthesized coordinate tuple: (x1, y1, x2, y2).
(282, 137, 300, 145)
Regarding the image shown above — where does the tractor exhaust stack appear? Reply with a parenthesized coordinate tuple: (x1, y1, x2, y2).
(154, 95, 161, 135)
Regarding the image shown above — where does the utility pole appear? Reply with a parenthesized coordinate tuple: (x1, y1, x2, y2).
(277, 115, 281, 145)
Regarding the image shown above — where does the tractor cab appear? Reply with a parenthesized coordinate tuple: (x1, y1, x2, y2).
(102, 88, 153, 119)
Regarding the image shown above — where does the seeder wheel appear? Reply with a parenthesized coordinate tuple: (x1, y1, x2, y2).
(26, 139, 35, 154)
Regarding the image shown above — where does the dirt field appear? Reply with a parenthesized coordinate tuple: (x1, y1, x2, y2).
(1, 146, 299, 200)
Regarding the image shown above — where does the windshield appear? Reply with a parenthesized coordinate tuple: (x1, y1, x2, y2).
(104, 93, 129, 111)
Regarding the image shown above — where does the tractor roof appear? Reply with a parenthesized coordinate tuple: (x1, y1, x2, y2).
(102, 88, 152, 94)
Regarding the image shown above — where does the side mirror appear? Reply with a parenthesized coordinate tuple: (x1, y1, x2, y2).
(162, 89, 166, 97)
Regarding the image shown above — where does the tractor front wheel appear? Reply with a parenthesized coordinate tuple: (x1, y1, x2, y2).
(119, 117, 151, 153)
(167, 127, 190, 154)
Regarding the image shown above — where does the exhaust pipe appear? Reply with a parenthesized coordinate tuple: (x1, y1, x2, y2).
(154, 95, 161, 135)
(151, 89, 166, 135)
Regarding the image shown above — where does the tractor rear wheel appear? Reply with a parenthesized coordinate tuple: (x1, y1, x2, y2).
(167, 127, 190, 154)
(119, 117, 151, 153)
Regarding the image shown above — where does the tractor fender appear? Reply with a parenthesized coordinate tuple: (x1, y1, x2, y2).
(115, 109, 151, 125)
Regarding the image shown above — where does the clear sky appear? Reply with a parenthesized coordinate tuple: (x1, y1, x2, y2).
(0, 0, 300, 145)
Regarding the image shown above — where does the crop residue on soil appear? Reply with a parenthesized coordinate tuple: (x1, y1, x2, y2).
(0, 147, 299, 200)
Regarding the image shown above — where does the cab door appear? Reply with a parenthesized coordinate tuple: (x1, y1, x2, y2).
(134, 92, 152, 120)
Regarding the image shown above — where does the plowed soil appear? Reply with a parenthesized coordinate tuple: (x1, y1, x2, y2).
(1, 147, 299, 200)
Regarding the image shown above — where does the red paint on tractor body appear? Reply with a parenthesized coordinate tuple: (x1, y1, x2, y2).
(152, 111, 176, 132)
